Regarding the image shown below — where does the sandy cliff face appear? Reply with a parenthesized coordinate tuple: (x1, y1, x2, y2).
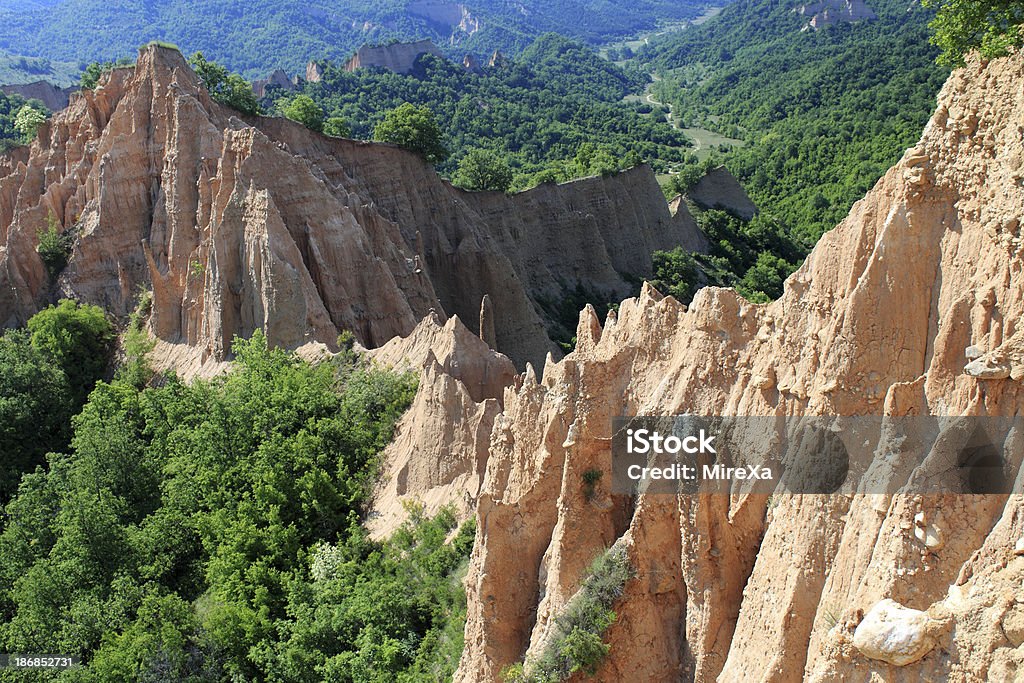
(343, 40, 446, 74)
(0, 81, 75, 111)
(365, 312, 518, 538)
(454, 50, 1024, 682)
(0, 45, 702, 371)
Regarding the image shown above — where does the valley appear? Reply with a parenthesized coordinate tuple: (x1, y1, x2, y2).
(0, 0, 1023, 681)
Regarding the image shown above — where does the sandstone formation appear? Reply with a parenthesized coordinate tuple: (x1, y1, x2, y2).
(453, 49, 1024, 682)
(797, 0, 877, 30)
(365, 312, 517, 539)
(0, 45, 704, 372)
(686, 165, 759, 220)
(408, 1, 481, 38)
(367, 311, 516, 405)
(488, 50, 507, 68)
(304, 61, 324, 83)
(251, 69, 295, 98)
(343, 40, 445, 75)
(1, 80, 75, 111)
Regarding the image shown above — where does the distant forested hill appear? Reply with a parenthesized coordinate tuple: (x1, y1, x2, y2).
(285, 33, 689, 188)
(0, 0, 709, 78)
(641, 0, 949, 244)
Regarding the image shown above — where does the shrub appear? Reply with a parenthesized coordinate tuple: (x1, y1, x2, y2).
(923, 0, 1024, 65)
(188, 52, 260, 116)
(373, 103, 449, 164)
(36, 212, 72, 280)
(14, 104, 46, 142)
(282, 94, 324, 132)
(323, 115, 351, 138)
(28, 299, 114, 404)
(506, 545, 632, 682)
(453, 148, 514, 192)
(582, 468, 603, 501)
(79, 57, 135, 90)
(650, 247, 699, 304)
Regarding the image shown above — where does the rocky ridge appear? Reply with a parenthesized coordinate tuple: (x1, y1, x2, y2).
(343, 39, 446, 74)
(0, 45, 703, 372)
(365, 311, 518, 538)
(685, 164, 759, 220)
(796, 0, 877, 30)
(1, 80, 75, 111)
(452, 49, 1024, 682)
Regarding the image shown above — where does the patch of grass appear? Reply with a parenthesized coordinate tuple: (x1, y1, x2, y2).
(140, 40, 181, 52)
(820, 605, 840, 631)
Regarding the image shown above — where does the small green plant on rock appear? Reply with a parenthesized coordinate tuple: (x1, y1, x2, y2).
(188, 259, 205, 280)
(582, 468, 603, 501)
(36, 212, 72, 281)
(503, 545, 632, 682)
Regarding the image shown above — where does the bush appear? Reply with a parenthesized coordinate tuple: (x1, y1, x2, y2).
(282, 94, 324, 132)
(923, 0, 1024, 65)
(373, 103, 449, 163)
(506, 546, 631, 682)
(323, 115, 351, 138)
(36, 212, 72, 280)
(582, 468, 603, 501)
(188, 52, 260, 116)
(28, 299, 114, 404)
(14, 104, 46, 142)
(453, 148, 514, 192)
(650, 247, 700, 304)
(739, 251, 794, 302)
(79, 57, 135, 90)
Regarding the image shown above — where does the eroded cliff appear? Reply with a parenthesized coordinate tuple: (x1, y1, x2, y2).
(0, 45, 701, 372)
(454, 49, 1024, 682)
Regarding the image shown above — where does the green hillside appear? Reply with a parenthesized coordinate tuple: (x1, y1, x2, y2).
(0, 0, 711, 78)
(285, 33, 690, 188)
(641, 0, 949, 245)
(0, 49, 80, 87)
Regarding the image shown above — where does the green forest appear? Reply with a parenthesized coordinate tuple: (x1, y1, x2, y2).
(273, 33, 689, 189)
(0, 91, 49, 151)
(641, 0, 950, 246)
(0, 49, 80, 87)
(0, 0, 709, 78)
(0, 302, 472, 681)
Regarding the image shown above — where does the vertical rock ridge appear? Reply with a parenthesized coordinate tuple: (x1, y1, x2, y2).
(455, 49, 1024, 682)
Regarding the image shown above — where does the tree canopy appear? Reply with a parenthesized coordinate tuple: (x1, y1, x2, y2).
(373, 102, 450, 163)
(13, 104, 46, 141)
(453, 148, 514, 192)
(282, 94, 324, 132)
(0, 328, 478, 680)
(923, 0, 1024, 65)
(0, 300, 113, 503)
(188, 52, 261, 116)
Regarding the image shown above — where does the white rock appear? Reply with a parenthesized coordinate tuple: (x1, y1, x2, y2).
(853, 599, 938, 666)
(1014, 537, 1024, 556)
(964, 357, 1012, 379)
(965, 345, 984, 360)
(914, 524, 945, 550)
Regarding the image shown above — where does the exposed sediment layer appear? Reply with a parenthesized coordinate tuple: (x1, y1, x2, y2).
(0, 45, 703, 371)
(454, 50, 1024, 682)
